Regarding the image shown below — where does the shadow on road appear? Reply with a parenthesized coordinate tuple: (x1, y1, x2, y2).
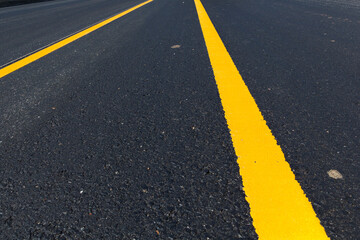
(0, 0, 54, 8)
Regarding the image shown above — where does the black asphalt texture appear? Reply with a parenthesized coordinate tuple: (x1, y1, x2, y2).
(201, 0, 360, 238)
(0, 0, 359, 239)
(0, 0, 147, 67)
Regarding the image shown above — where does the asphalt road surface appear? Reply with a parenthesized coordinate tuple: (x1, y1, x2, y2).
(0, 0, 359, 239)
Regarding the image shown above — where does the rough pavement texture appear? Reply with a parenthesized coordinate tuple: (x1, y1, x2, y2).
(202, 0, 360, 238)
(0, 0, 257, 238)
(0, 0, 359, 239)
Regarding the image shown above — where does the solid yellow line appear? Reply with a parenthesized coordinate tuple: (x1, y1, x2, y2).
(0, 0, 153, 79)
(193, 0, 330, 239)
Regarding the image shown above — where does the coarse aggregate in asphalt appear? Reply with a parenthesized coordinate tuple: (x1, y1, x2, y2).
(0, 0, 258, 238)
(201, 0, 360, 238)
(0, 0, 359, 239)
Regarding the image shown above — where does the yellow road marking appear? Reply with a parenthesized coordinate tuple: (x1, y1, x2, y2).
(0, 0, 153, 79)
(194, 0, 329, 239)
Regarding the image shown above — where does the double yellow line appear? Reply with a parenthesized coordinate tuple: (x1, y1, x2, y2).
(194, 0, 329, 239)
(0, 0, 153, 79)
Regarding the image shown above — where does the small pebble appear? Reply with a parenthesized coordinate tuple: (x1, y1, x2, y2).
(327, 169, 343, 179)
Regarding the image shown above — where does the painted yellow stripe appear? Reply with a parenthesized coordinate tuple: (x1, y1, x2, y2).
(194, 0, 329, 239)
(0, 0, 153, 79)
